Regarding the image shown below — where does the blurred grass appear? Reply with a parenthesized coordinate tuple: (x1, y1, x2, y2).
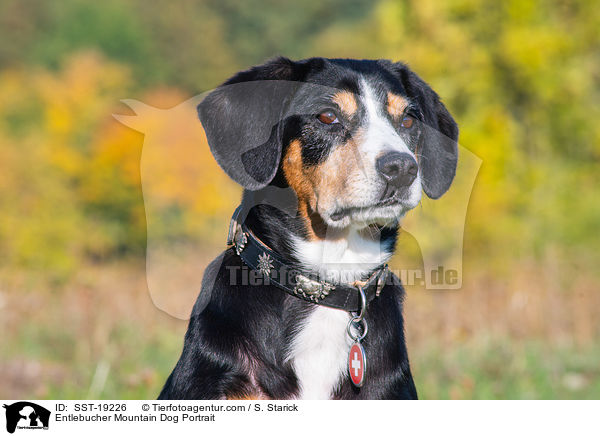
(1, 258, 599, 399)
(0, 260, 185, 399)
(412, 339, 600, 400)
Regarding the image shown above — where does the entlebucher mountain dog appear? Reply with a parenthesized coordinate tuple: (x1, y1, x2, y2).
(159, 57, 458, 400)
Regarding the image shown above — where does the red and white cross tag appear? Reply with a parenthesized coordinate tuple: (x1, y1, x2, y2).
(348, 342, 366, 387)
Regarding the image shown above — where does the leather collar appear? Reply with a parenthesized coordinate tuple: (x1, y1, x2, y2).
(227, 207, 389, 312)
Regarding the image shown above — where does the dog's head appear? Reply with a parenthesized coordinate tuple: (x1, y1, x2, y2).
(198, 57, 458, 234)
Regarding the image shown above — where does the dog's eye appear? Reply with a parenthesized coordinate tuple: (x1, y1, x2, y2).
(401, 115, 414, 129)
(317, 111, 339, 125)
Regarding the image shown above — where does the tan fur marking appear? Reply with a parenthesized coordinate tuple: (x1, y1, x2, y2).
(387, 92, 408, 118)
(313, 128, 365, 212)
(282, 140, 318, 239)
(283, 138, 360, 240)
(283, 128, 373, 240)
(332, 91, 358, 117)
(227, 395, 260, 400)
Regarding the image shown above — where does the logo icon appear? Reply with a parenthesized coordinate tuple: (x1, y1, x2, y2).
(3, 402, 50, 434)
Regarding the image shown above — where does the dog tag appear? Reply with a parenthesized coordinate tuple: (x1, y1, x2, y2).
(348, 341, 366, 387)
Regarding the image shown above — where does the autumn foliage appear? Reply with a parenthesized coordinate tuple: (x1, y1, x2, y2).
(1, 0, 599, 399)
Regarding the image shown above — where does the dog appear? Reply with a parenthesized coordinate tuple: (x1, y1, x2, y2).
(158, 57, 458, 400)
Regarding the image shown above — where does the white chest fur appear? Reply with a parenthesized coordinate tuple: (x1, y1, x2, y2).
(287, 229, 392, 399)
(291, 228, 392, 285)
(288, 306, 351, 399)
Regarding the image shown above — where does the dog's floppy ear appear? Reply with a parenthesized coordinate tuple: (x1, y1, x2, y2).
(396, 64, 459, 199)
(198, 57, 304, 190)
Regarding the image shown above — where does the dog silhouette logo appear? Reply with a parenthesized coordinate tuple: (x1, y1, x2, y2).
(3, 402, 50, 433)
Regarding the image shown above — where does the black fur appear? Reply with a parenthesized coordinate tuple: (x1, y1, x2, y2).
(159, 249, 417, 399)
(393, 64, 459, 198)
(159, 57, 458, 400)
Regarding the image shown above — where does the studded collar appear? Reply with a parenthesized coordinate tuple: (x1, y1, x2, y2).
(227, 206, 389, 312)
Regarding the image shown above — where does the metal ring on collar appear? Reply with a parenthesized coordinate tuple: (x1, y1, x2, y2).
(347, 316, 368, 342)
(355, 284, 367, 322)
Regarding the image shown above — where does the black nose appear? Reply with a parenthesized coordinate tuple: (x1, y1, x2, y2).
(376, 152, 418, 188)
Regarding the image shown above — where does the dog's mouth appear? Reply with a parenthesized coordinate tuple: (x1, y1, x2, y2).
(329, 197, 403, 222)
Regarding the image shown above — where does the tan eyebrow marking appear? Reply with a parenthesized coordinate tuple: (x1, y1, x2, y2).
(387, 92, 409, 118)
(332, 90, 358, 116)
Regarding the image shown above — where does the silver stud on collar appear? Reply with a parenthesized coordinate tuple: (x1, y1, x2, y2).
(234, 229, 247, 255)
(227, 206, 248, 255)
(257, 252, 274, 277)
(375, 264, 389, 297)
(293, 274, 335, 302)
